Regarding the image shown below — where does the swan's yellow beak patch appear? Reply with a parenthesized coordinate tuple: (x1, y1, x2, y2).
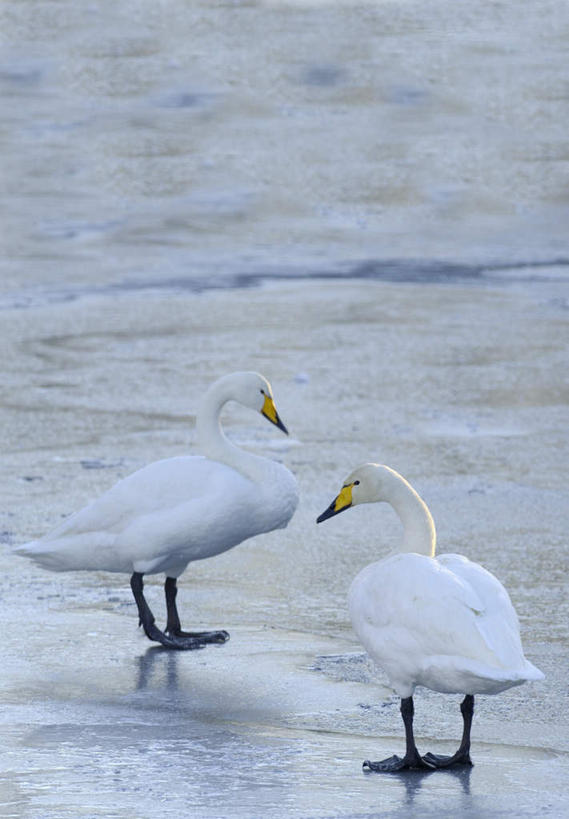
(334, 483, 353, 512)
(316, 483, 354, 523)
(261, 394, 278, 425)
(261, 394, 289, 435)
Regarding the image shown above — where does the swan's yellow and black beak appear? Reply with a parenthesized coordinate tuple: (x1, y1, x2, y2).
(317, 483, 354, 523)
(261, 393, 289, 435)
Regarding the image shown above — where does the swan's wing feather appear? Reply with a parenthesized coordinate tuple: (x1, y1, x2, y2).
(119, 470, 264, 570)
(437, 553, 516, 623)
(42, 456, 241, 541)
(437, 553, 527, 669)
(349, 553, 515, 678)
(18, 457, 257, 573)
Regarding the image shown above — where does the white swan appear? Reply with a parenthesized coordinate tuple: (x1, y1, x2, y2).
(17, 372, 298, 650)
(317, 463, 543, 772)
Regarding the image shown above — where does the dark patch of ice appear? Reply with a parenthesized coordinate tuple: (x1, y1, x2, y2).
(80, 459, 126, 470)
(0, 65, 43, 86)
(302, 65, 345, 87)
(3, 257, 569, 311)
(154, 90, 217, 109)
(310, 652, 377, 684)
(387, 84, 428, 105)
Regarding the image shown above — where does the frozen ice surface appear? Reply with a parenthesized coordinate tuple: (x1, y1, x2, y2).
(2, 0, 569, 814)
(1, 0, 569, 293)
(1, 278, 568, 818)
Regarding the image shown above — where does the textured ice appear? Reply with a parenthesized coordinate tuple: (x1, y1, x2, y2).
(2, 277, 568, 818)
(2, 0, 569, 815)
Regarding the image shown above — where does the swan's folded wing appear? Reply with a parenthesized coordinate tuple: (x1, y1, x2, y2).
(348, 552, 525, 686)
(437, 553, 535, 672)
(37, 457, 237, 541)
(117, 473, 263, 571)
(16, 457, 252, 572)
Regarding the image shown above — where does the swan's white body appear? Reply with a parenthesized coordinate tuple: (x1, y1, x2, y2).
(350, 551, 543, 698)
(323, 464, 543, 699)
(17, 372, 298, 578)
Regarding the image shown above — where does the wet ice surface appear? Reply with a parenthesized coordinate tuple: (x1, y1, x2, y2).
(2, 0, 569, 814)
(1, 277, 569, 818)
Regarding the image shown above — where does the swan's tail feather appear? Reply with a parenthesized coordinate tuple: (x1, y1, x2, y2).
(419, 654, 545, 695)
(519, 660, 545, 682)
(14, 534, 119, 573)
(15, 539, 84, 572)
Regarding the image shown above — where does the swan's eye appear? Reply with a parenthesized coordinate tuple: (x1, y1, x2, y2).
(354, 480, 360, 486)
(260, 389, 265, 395)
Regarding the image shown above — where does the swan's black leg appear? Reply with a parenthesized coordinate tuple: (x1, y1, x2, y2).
(363, 697, 435, 773)
(130, 573, 203, 650)
(423, 695, 474, 768)
(164, 576, 229, 644)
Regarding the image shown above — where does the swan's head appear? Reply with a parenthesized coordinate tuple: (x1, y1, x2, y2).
(229, 371, 289, 434)
(316, 463, 396, 523)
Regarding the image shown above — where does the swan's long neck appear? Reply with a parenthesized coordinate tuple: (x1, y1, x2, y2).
(385, 472, 436, 558)
(196, 378, 266, 481)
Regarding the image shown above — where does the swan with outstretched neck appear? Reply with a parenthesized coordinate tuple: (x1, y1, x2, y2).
(17, 372, 298, 650)
(317, 462, 543, 772)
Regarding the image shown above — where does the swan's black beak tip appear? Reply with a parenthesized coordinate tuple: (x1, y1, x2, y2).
(316, 503, 336, 524)
(275, 414, 289, 435)
(261, 397, 289, 435)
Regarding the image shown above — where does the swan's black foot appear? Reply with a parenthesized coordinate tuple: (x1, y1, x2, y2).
(422, 750, 473, 768)
(421, 695, 475, 768)
(363, 753, 435, 773)
(166, 628, 230, 644)
(162, 577, 230, 646)
(143, 622, 205, 651)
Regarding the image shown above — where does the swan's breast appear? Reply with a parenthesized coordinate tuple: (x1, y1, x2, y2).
(253, 460, 299, 533)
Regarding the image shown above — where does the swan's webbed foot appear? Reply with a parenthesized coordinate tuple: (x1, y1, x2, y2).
(422, 695, 475, 768)
(421, 695, 475, 768)
(131, 574, 231, 651)
(166, 628, 230, 644)
(362, 697, 437, 774)
(422, 750, 473, 768)
(363, 694, 475, 774)
(131, 573, 205, 651)
(143, 621, 205, 651)
(363, 752, 435, 773)
(163, 576, 230, 647)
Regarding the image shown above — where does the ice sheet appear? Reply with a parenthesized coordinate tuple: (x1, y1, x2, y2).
(1, 279, 568, 817)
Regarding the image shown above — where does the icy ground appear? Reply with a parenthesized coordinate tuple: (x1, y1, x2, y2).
(1, 276, 568, 818)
